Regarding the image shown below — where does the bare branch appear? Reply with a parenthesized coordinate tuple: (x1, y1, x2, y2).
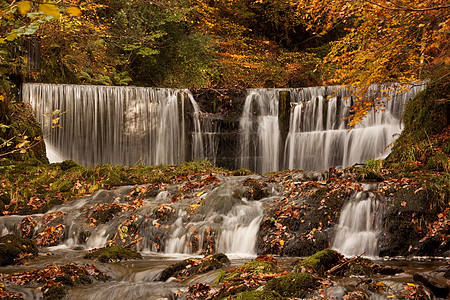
(367, 0, 450, 12)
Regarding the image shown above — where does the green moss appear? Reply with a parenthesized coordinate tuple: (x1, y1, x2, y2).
(0, 234, 38, 266)
(386, 81, 449, 170)
(345, 263, 373, 277)
(55, 160, 82, 171)
(294, 248, 342, 275)
(219, 261, 276, 282)
(83, 246, 142, 263)
(264, 273, 316, 298)
(159, 253, 230, 282)
(426, 152, 449, 171)
(227, 290, 284, 300)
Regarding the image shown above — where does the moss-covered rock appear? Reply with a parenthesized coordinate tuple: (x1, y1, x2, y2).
(0, 234, 38, 266)
(294, 249, 342, 275)
(344, 263, 373, 277)
(264, 272, 317, 298)
(227, 290, 285, 300)
(83, 246, 142, 263)
(219, 260, 277, 283)
(386, 80, 449, 171)
(159, 253, 230, 282)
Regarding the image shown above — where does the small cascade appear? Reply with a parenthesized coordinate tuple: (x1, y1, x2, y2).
(165, 185, 264, 256)
(239, 89, 280, 174)
(0, 178, 268, 256)
(285, 83, 426, 170)
(216, 200, 263, 254)
(22, 83, 205, 166)
(332, 186, 383, 257)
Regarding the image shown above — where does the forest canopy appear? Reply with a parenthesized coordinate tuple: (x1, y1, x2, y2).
(1, 1, 449, 99)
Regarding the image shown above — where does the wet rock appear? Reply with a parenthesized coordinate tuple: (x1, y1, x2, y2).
(373, 265, 405, 275)
(83, 246, 142, 263)
(413, 266, 450, 298)
(282, 230, 330, 257)
(242, 178, 269, 200)
(264, 272, 317, 298)
(0, 234, 38, 266)
(158, 253, 230, 282)
(293, 248, 343, 275)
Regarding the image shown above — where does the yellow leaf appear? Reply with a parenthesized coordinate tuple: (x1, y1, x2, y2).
(6, 33, 18, 41)
(406, 283, 415, 287)
(279, 240, 285, 246)
(17, 1, 32, 16)
(66, 6, 82, 17)
(39, 4, 60, 18)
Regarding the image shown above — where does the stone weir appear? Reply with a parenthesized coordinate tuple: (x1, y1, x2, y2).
(22, 83, 425, 172)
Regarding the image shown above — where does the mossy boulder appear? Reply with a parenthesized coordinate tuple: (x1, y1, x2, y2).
(159, 253, 230, 282)
(55, 160, 82, 171)
(227, 290, 285, 300)
(0, 234, 38, 266)
(344, 263, 373, 277)
(83, 246, 142, 263)
(264, 272, 317, 298)
(294, 248, 342, 275)
(219, 260, 276, 283)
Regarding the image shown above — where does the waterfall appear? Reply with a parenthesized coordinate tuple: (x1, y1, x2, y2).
(22, 83, 204, 166)
(332, 187, 383, 258)
(216, 200, 263, 255)
(239, 89, 280, 174)
(284, 83, 426, 170)
(165, 187, 264, 256)
(23, 82, 425, 172)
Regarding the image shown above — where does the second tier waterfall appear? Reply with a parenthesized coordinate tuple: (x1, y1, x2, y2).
(332, 186, 384, 258)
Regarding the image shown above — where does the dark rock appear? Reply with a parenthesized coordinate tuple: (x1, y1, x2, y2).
(0, 234, 38, 266)
(373, 265, 405, 275)
(243, 178, 269, 200)
(282, 230, 330, 257)
(413, 271, 449, 298)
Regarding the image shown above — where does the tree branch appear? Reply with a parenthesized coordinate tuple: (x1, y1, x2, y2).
(367, 0, 450, 12)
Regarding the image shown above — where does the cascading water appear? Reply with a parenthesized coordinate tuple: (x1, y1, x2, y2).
(284, 83, 426, 170)
(165, 182, 265, 256)
(239, 89, 280, 174)
(332, 185, 383, 258)
(22, 83, 205, 166)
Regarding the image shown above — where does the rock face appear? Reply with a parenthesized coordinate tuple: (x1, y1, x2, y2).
(413, 265, 450, 298)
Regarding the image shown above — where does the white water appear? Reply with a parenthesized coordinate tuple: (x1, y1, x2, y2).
(285, 83, 426, 170)
(22, 83, 205, 166)
(239, 89, 280, 174)
(165, 199, 264, 256)
(332, 189, 383, 258)
(216, 200, 263, 255)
